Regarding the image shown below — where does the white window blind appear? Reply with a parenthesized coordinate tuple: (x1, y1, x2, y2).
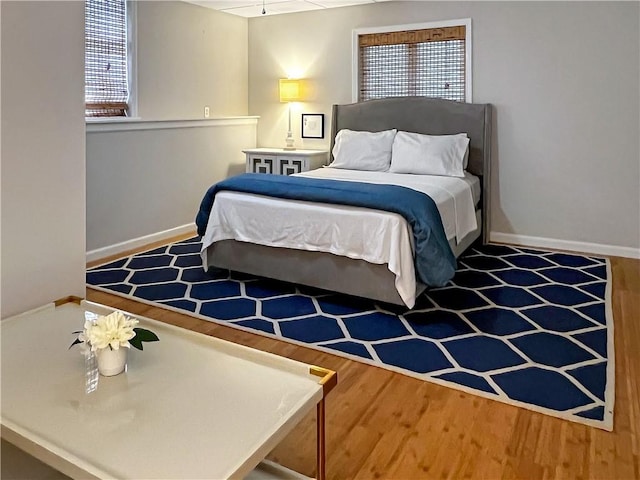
(358, 25, 467, 102)
(85, 0, 129, 117)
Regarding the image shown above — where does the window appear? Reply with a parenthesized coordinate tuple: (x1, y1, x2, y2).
(85, 0, 130, 117)
(353, 19, 471, 103)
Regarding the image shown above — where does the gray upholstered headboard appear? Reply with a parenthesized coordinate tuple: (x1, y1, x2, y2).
(330, 96, 492, 242)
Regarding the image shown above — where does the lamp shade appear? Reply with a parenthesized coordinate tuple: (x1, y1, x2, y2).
(279, 79, 303, 103)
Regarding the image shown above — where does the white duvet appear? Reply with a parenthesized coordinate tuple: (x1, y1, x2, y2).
(200, 168, 478, 308)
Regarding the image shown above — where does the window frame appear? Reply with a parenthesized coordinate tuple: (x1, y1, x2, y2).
(126, 0, 138, 117)
(351, 18, 472, 103)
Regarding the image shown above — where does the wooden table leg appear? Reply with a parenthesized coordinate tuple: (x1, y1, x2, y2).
(316, 399, 325, 480)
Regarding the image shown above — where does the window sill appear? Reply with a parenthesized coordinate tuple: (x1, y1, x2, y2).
(86, 116, 260, 133)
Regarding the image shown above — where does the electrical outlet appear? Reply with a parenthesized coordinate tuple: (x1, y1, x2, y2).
(204, 106, 210, 118)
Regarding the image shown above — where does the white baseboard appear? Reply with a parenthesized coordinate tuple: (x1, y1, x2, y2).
(86, 223, 197, 264)
(490, 232, 640, 259)
(86, 226, 640, 264)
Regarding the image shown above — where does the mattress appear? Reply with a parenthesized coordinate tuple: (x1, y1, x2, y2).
(200, 168, 478, 308)
(297, 167, 480, 241)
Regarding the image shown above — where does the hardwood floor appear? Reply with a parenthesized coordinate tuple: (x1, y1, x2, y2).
(86, 255, 640, 480)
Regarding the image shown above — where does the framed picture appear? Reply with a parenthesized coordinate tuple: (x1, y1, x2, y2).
(301, 113, 324, 139)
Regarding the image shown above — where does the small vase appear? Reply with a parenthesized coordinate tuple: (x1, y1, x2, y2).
(95, 347, 128, 376)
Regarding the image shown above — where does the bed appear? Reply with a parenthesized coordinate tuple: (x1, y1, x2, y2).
(197, 96, 492, 308)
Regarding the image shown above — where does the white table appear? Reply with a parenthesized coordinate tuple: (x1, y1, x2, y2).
(1, 297, 337, 479)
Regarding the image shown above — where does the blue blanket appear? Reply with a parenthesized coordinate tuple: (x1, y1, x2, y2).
(195, 173, 456, 287)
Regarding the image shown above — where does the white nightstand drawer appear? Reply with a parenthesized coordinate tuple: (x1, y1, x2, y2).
(247, 154, 277, 174)
(244, 148, 328, 175)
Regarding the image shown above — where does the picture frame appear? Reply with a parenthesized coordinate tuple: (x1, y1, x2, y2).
(301, 113, 324, 139)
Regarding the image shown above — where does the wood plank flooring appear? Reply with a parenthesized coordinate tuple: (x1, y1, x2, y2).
(86, 255, 640, 480)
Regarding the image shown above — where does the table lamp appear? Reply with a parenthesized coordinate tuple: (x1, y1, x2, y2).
(279, 78, 304, 150)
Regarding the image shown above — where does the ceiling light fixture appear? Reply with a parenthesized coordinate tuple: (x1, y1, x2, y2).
(262, 0, 266, 14)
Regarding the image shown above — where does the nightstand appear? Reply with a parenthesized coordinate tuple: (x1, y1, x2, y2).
(244, 148, 329, 175)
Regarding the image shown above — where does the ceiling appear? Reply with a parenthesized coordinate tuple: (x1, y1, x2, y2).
(184, 0, 391, 18)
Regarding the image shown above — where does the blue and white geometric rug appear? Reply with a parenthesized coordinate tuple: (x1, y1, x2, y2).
(87, 238, 614, 430)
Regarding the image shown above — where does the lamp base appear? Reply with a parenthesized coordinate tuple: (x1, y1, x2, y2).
(284, 133, 296, 151)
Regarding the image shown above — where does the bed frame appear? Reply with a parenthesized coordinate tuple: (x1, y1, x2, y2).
(205, 96, 492, 306)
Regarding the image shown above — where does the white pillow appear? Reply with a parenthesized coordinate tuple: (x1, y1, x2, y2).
(329, 129, 397, 171)
(389, 131, 470, 177)
(462, 143, 470, 169)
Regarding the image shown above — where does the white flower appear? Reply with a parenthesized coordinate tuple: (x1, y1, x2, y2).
(84, 311, 139, 351)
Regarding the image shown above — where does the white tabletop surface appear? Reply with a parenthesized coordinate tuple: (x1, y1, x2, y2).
(243, 148, 328, 155)
(1, 301, 325, 479)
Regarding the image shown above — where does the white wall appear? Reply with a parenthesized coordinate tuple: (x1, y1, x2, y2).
(136, 1, 248, 118)
(247, 1, 640, 255)
(1, 1, 86, 318)
(1, 1, 3, 315)
(86, 1, 252, 254)
(86, 121, 255, 252)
